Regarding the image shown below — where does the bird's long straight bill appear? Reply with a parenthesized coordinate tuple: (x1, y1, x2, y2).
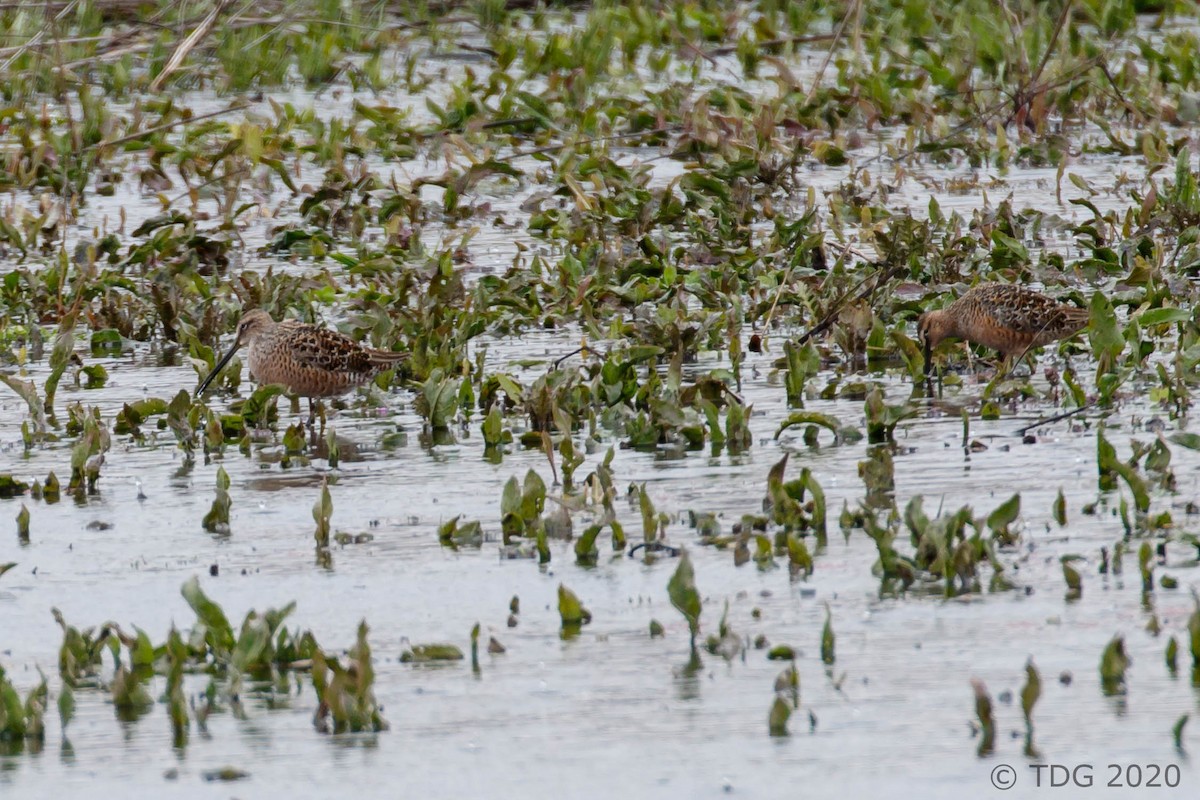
(196, 343, 241, 395)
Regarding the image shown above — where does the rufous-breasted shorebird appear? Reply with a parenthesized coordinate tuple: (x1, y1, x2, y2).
(196, 309, 407, 421)
(918, 283, 1090, 377)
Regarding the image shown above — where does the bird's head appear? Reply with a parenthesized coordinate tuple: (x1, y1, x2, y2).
(234, 308, 274, 346)
(917, 310, 956, 378)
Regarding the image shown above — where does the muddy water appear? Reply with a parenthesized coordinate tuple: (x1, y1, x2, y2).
(3, 24, 1200, 800)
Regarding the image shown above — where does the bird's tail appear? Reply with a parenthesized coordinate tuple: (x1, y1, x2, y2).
(1062, 307, 1090, 333)
(368, 349, 410, 367)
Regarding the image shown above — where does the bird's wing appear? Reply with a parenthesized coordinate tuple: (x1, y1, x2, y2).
(278, 322, 375, 374)
(980, 287, 1085, 335)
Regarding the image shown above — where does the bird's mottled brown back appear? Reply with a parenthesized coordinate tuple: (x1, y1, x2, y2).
(278, 320, 380, 376)
(243, 319, 406, 397)
(968, 284, 1085, 336)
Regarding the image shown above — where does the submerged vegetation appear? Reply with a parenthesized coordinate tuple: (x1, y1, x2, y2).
(1, 0, 1200, 787)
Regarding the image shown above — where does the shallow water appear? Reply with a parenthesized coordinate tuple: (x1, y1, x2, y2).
(3, 13, 1200, 800)
(3, 331, 1199, 799)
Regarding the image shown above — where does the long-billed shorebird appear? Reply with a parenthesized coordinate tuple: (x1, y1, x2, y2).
(918, 283, 1090, 376)
(196, 309, 407, 420)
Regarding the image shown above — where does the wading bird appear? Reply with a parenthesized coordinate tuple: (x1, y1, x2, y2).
(195, 309, 407, 422)
(918, 283, 1090, 377)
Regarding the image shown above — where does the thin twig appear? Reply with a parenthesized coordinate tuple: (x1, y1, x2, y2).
(795, 263, 901, 346)
(499, 126, 675, 162)
(86, 102, 251, 151)
(879, 56, 1102, 167)
(149, 0, 235, 92)
(1029, 0, 1074, 90)
(1013, 401, 1095, 437)
(552, 347, 585, 369)
(1005, 0, 1074, 125)
(804, 0, 858, 105)
(0, 0, 78, 72)
(707, 33, 835, 57)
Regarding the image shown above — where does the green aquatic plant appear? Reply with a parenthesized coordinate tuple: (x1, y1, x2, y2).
(165, 627, 189, 748)
(1097, 429, 1150, 514)
(42, 308, 78, 416)
(15, 505, 29, 543)
(400, 644, 464, 663)
(1100, 635, 1131, 696)
(202, 466, 232, 535)
(768, 695, 791, 737)
(864, 385, 915, 443)
(986, 494, 1020, 545)
(668, 549, 702, 652)
(500, 469, 547, 543)
(1139, 542, 1155, 594)
(67, 411, 109, 494)
(312, 621, 387, 734)
(972, 679, 995, 757)
(782, 340, 819, 407)
(820, 604, 835, 666)
(0, 664, 47, 750)
(557, 584, 591, 637)
(1062, 556, 1083, 601)
(1021, 659, 1041, 756)
(439, 516, 484, 550)
(313, 477, 333, 549)
(704, 601, 742, 661)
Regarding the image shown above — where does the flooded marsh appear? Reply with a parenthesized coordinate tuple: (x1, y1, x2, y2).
(3, 1, 1200, 798)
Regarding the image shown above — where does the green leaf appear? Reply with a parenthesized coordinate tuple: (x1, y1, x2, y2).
(1169, 432, 1200, 451)
(668, 549, 701, 645)
(1053, 488, 1067, 526)
(481, 405, 504, 447)
(820, 604, 835, 665)
(400, 643, 464, 662)
(986, 493, 1021, 536)
(231, 613, 272, 673)
(240, 384, 283, 426)
(1020, 660, 1041, 724)
(57, 681, 75, 733)
(16, 504, 29, 541)
(1138, 307, 1191, 327)
(494, 374, 524, 400)
(774, 411, 843, 442)
(313, 477, 333, 547)
(639, 484, 656, 542)
(43, 310, 78, 413)
(500, 475, 521, 517)
(0, 372, 47, 434)
(1097, 430, 1150, 512)
(1088, 292, 1124, 382)
(557, 584, 590, 628)
(1099, 635, 1130, 689)
(574, 523, 602, 565)
(768, 696, 791, 737)
(181, 576, 234, 655)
